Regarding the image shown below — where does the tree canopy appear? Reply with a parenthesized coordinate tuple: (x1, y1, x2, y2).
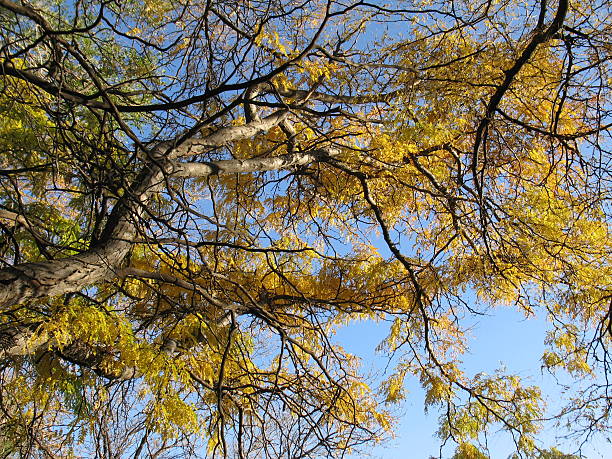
(0, 0, 610, 457)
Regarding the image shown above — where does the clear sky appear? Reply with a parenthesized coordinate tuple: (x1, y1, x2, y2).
(334, 306, 610, 459)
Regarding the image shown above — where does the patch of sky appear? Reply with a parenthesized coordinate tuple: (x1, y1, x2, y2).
(333, 297, 610, 458)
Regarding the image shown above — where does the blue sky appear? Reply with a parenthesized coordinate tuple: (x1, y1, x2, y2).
(334, 306, 610, 459)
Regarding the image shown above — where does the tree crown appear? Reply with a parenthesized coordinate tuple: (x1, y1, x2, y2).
(0, 0, 610, 457)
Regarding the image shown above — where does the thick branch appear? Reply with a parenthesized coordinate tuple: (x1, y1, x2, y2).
(171, 148, 336, 177)
(0, 323, 44, 359)
(0, 238, 131, 307)
(0, 166, 159, 309)
(162, 111, 290, 158)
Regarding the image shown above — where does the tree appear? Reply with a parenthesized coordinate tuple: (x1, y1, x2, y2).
(0, 0, 610, 457)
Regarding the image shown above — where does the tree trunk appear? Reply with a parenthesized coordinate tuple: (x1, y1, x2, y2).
(0, 237, 131, 307)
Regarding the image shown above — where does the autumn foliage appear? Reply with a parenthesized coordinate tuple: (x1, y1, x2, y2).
(0, 0, 610, 457)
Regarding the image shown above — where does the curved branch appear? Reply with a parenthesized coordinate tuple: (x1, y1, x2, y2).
(471, 0, 569, 190)
(275, 87, 407, 105)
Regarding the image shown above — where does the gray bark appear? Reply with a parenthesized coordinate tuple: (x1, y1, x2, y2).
(160, 111, 289, 159)
(0, 238, 132, 308)
(170, 148, 336, 178)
